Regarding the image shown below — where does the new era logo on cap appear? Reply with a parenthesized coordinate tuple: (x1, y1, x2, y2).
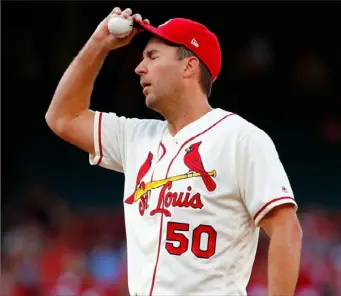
(190, 39, 199, 48)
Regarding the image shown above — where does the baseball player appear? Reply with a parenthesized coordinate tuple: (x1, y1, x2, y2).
(46, 7, 303, 296)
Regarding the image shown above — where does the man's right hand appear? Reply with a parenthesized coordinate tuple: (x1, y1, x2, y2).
(91, 7, 150, 52)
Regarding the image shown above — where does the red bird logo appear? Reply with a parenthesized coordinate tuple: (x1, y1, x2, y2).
(183, 141, 216, 192)
(125, 152, 153, 204)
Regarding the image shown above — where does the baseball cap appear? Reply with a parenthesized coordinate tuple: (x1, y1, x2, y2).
(135, 18, 222, 81)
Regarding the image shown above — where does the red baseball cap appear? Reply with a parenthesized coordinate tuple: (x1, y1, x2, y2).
(136, 18, 222, 81)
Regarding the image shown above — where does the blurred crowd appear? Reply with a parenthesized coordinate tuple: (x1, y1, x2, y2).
(1, 184, 341, 296)
(1, 184, 128, 296)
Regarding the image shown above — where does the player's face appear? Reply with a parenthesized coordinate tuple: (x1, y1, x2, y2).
(135, 37, 185, 112)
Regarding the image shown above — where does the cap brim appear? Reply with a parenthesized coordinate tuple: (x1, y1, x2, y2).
(135, 20, 159, 36)
(134, 20, 180, 49)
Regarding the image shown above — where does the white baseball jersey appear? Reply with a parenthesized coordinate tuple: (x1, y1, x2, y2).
(89, 108, 297, 296)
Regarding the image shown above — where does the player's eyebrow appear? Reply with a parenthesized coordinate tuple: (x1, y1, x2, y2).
(143, 49, 159, 58)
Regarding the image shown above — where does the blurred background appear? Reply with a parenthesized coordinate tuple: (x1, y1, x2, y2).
(1, 1, 340, 295)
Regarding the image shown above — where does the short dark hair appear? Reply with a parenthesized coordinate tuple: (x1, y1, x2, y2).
(160, 38, 213, 97)
(176, 46, 213, 98)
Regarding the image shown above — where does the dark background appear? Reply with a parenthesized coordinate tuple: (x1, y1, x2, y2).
(1, 1, 341, 295)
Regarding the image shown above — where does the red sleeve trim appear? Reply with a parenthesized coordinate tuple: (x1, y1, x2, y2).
(96, 112, 103, 166)
(253, 196, 295, 221)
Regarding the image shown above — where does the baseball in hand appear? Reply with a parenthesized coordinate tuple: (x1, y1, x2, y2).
(107, 14, 133, 38)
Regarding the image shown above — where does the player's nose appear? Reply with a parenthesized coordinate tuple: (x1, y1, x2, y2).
(135, 60, 148, 76)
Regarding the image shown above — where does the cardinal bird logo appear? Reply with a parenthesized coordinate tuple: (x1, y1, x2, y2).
(184, 141, 216, 192)
(125, 152, 153, 204)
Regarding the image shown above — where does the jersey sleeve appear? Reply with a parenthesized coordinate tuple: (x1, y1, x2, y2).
(89, 111, 142, 173)
(235, 129, 298, 226)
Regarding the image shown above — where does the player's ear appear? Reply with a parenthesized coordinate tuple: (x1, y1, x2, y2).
(183, 56, 200, 79)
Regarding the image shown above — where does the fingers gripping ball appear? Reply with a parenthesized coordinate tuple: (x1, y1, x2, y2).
(107, 14, 133, 38)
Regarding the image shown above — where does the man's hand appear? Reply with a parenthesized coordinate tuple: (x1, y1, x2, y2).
(91, 7, 150, 53)
(259, 204, 303, 296)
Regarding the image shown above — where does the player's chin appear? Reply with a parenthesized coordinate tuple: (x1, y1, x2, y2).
(145, 94, 157, 109)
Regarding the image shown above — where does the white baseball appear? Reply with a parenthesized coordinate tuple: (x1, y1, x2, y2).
(107, 14, 133, 38)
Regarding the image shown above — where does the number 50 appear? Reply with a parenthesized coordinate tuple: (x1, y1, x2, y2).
(165, 222, 217, 259)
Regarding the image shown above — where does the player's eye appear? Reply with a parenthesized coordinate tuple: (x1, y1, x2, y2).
(146, 50, 159, 60)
